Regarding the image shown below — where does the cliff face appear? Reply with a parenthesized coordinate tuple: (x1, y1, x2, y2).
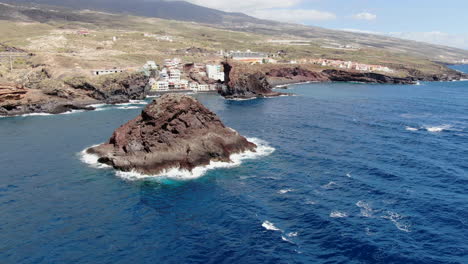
(0, 70, 150, 116)
(219, 63, 417, 97)
(87, 94, 257, 175)
(220, 62, 285, 99)
(322, 69, 415, 84)
(65, 72, 150, 104)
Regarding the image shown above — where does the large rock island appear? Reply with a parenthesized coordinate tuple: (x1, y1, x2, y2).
(87, 94, 257, 175)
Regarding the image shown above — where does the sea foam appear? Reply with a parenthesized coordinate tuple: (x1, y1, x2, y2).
(424, 125, 452, 133)
(80, 137, 275, 181)
(330, 211, 348, 218)
(262, 221, 281, 231)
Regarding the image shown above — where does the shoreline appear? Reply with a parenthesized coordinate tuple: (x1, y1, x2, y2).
(80, 137, 275, 181)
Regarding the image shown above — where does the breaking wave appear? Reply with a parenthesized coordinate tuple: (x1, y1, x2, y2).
(80, 137, 275, 181)
(405, 126, 419, 131)
(262, 221, 281, 231)
(424, 125, 452, 133)
(382, 211, 411, 232)
(330, 211, 348, 218)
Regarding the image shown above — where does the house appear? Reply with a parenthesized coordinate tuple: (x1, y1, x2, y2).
(152, 81, 169, 91)
(206, 64, 225, 81)
(197, 84, 209, 91)
(189, 82, 199, 91)
(168, 69, 181, 82)
(92, 69, 125, 76)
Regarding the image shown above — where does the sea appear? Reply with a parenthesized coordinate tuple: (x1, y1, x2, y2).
(1, 66, 467, 263)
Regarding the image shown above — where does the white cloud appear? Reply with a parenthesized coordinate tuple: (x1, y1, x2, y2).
(352, 12, 377, 21)
(342, 29, 468, 50)
(388, 31, 468, 50)
(184, 0, 336, 24)
(250, 9, 336, 23)
(185, 0, 302, 12)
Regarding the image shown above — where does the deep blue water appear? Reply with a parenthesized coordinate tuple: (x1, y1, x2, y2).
(1, 79, 468, 263)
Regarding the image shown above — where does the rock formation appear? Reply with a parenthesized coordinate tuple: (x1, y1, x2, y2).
(65, 72, 150, 104)
(87, 94, 257, 175)
(322, 69, 415, 84)
(220, 61, 285, 99)
(0, 70, 150, 116)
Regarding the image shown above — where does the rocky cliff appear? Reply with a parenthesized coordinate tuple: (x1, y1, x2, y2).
(322, 69, 415, 84)
(0, 70, 150, 116)
(220, 62, 285, 99)
(87, 94, 257, 175)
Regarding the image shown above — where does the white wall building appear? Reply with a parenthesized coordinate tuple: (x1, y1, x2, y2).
(206, 64, 225, 81)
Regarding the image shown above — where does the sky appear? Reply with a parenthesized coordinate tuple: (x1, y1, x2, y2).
(185, 0, 468, 50)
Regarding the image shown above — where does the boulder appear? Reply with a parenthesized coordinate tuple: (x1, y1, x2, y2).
(87, 94, 257, 175)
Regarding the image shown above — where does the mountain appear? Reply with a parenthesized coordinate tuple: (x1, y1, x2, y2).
(5, 0, 468, 64)
(6, 0, 265, 25)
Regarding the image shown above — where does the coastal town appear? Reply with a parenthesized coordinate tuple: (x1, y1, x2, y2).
(86, 49, 398, 94)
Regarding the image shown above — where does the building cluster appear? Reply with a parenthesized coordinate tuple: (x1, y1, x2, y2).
(310, 59, 394, 73)
(143, 33, 174, 42)
(150, 58, 223, 92)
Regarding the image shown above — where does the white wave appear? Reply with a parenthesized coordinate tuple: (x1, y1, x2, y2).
(262, 221, 281, 231)
(330, 211, 348, 218)
(79, 145, 112, 169)
(278, 189, 294, 194)
(81, 137, 275, 181)
(146, 95, 160, 98)
(424, 125, 452, 133)
(225, 97, 257, 101)
(405, 126, 419, 131)
(281, 236, 294, 244)
(322, 181, 338, 189)
(89, 103, 107, 108)
(287, 232, 298, 237)
(382, 211, 411, 232)
(116, 106, 141, 110)
(346, 172, 352, 178)
(128, 100, 149, 105)
(19, 112, 52, 117)
(356, 201, 374, 218)
(305, 200, 317, 205)
(5, 109, 86, 118)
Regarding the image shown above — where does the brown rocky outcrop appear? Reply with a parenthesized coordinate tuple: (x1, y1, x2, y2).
(322, 69, 415, 84)
(65, 72, 150, 104)
(0, 84, 27, 102)
(0, 71, 150, 116)
(87, 94, 257, 175)
(220, 61, 285, 99)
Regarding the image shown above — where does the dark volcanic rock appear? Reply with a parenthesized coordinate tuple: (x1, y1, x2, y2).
(322, 69, 415, 84)
(66, 72, 150, 104)
(220, 62, 286, 99)
(87, 94, 257, 175)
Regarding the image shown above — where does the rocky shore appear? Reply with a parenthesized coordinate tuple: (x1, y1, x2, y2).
(0, 68, 150, 116)
(219, 62, 287, 99)
(219, 62, 468, 97)
(87, 94, 257, 175)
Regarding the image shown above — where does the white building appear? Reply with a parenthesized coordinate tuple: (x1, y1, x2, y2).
(159, 68, 169, 81)
(152, 81, 169, 91)
(206, 64, 225, 82)
(92, 69, 125, 76)
(168, 69, 181, 82)
(189, 82, 199, 91)
(197, 84, 209, 91)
